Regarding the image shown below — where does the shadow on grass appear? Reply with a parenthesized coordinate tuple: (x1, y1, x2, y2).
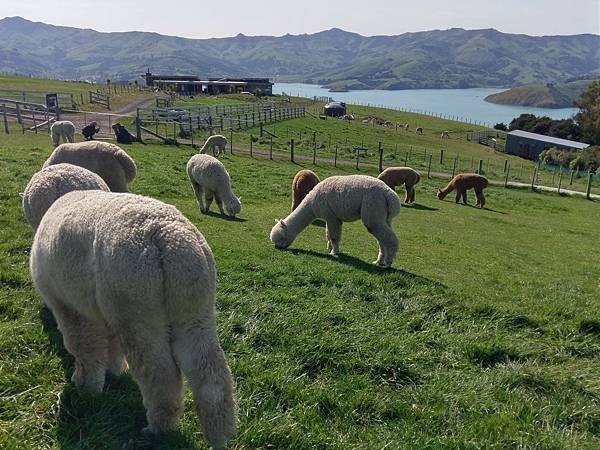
(40, 307, 202, 449)
(403, 203, 438, 211)
(285, 247, 436, 284)
(203, 210, 247, 222)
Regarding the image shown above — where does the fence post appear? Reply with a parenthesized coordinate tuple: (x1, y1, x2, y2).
(2, 104, 8, 134)
(439, 149, 444, 165)
(586, 171, 593, 200)
(250, 135, 253, 157)
(260, 123, 263, 137)
(427, 154, 433, 178)
(404, 150, 408, 166)
(356, 148, 360, 170)
(291, 139, 295, 163)
(15, 103, 22, 125)
(557, 167, 563, 194)
(569, 169, 575, 185)
(477, 160, 483, 174)
(334, 145, 338, 167)
(504, 163, 510, 187)
(230, 128, 233, 154)
(136, 108, 142, 143)
(378, 141, 383, 172)
(189, 116, 194, 147)
(531, 165, 538, 191)
(269, 136, 273, 160)
(452, 156, 458, 178)
(503, 159, 508, 173)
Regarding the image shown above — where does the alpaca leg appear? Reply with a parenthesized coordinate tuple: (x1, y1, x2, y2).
(410, 186, 416, 203)
(204, 191, 214, 212)
(118, 325, 184, 434)
(455, 191, 461, 203)
(404, 185, 410, 204)
(191, 181, 207, 213)
(172, 318, 237, 450)
(475, 189, 485, 208)
(107, 333, 127, 376)
(52, 132, 60, 147)
(50, 300, 108, 393)
(462, 190, 468, 205)
(369, 224, 399, 268)
(214, 193, 225, 215)
(325, 219, 342, 255)
(66, 131, 74, 143)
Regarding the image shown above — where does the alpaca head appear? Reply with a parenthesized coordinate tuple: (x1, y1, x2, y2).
(270, 219, 294, 248)
(436, 189, 446, 200)
(225, 196, 241, 218)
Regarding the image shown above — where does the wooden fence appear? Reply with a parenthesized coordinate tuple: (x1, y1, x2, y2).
(0, 98, 56, 133)
(89, 91, 110, 110)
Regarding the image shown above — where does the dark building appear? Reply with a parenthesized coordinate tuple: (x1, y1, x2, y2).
(143, 71, 273, 95)
(323, 101, 346, 117)
(505, 130, 589, 160)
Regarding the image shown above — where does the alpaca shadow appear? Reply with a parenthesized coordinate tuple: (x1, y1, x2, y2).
(40, 307, 201, 449)
(286, 247, 429, 280)
(203, 210, 247, 222)
(403, 203, 438, 211)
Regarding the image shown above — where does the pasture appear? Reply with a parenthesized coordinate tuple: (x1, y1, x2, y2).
(1, 126, 599, 449)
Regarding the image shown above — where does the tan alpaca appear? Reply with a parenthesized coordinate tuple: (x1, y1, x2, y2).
(30, 191, 237, 449)
(291, 169, 320, 211)
(437, 173, 488, 208)
(377, 167, 420, 204)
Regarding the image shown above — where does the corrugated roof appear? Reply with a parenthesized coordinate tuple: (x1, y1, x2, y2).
(508, 130, 589, 149)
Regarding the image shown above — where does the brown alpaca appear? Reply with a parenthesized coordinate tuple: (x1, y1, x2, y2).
(377, 167, 420, 203)
(437, 173, 488, 208)
(291, 169, 320, 211)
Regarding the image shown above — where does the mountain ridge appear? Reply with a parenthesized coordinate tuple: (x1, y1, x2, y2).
(1, 16, 599, 90)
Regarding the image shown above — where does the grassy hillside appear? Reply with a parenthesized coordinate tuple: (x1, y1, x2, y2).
(1, 17, 599, 89)
(1, 122, 599, 448)
(484, 79, 594, 108)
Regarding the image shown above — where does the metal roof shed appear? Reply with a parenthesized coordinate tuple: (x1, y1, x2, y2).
(505, 130, 589, 160)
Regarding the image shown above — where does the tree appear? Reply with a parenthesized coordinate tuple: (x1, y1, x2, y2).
(494, 122, 507, 131)
(574, 79, 600, 145)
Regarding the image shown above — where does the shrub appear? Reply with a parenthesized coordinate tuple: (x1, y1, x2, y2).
(540, 146, 600, 173)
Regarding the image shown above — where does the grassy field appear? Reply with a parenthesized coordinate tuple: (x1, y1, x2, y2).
(0, 126, 599, 449)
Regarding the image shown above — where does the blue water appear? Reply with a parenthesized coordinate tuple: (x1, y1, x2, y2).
(273, 83, 579, 127)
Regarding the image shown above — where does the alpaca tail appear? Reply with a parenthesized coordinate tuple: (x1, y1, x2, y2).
(384, 188, 402, 220)
(115, 149, 137, 183)
(171, 320, 237, 449)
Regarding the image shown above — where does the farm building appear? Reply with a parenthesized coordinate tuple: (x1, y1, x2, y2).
(323, 101, 346, 117)
(143, 71, 273, 95)
(505, 130, 589, 160)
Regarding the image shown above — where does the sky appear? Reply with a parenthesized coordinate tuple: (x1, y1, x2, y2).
(1, 0, 599, 38)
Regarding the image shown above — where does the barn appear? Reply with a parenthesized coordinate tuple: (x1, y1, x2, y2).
(505, 130, 589, 160)
(143, 71, 273, 95)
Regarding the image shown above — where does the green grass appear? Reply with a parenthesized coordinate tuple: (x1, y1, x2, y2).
(1, 119, 599, 449)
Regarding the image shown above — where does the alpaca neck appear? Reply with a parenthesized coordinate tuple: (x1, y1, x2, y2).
(439, 182, 455, 198)
(283, 202, 317, 239)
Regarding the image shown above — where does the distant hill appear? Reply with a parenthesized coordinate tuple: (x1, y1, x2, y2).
(484, 79, 595, 108)
(1, 17, 599, 90)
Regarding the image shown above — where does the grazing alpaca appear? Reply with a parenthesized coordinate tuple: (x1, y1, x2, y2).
(187, 154, 241, 218)
(415, 127, 424, 135)
(404, 123, 410, 131)
(437, 173, 488, 208)
(377, 167, 420, 203)
(22, 163, 110, 230)
(30, 190, 237, 448)
(200, 135, 228, 156)
(270, 175, 401, 268)
(440, 131, 450, 139)
(291, 169, 320, 211)
(43, 141, 136, 192)
(50, 121, 75, 146)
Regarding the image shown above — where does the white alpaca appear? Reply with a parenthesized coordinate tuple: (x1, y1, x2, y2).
(50, 121, 75, 146)
(440, 131, 450, 139)
(30, 190, 237, 449)
(270, 175, 401, 267)
(22, 163, 110, 230)
(200, 135, 228, 156)
(43, 141, 137, 192)
(187, 154, 241, 218)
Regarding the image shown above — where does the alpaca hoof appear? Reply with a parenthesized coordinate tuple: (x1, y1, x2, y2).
(329, 250, 339, 257)
(200, 208, 208, 214)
